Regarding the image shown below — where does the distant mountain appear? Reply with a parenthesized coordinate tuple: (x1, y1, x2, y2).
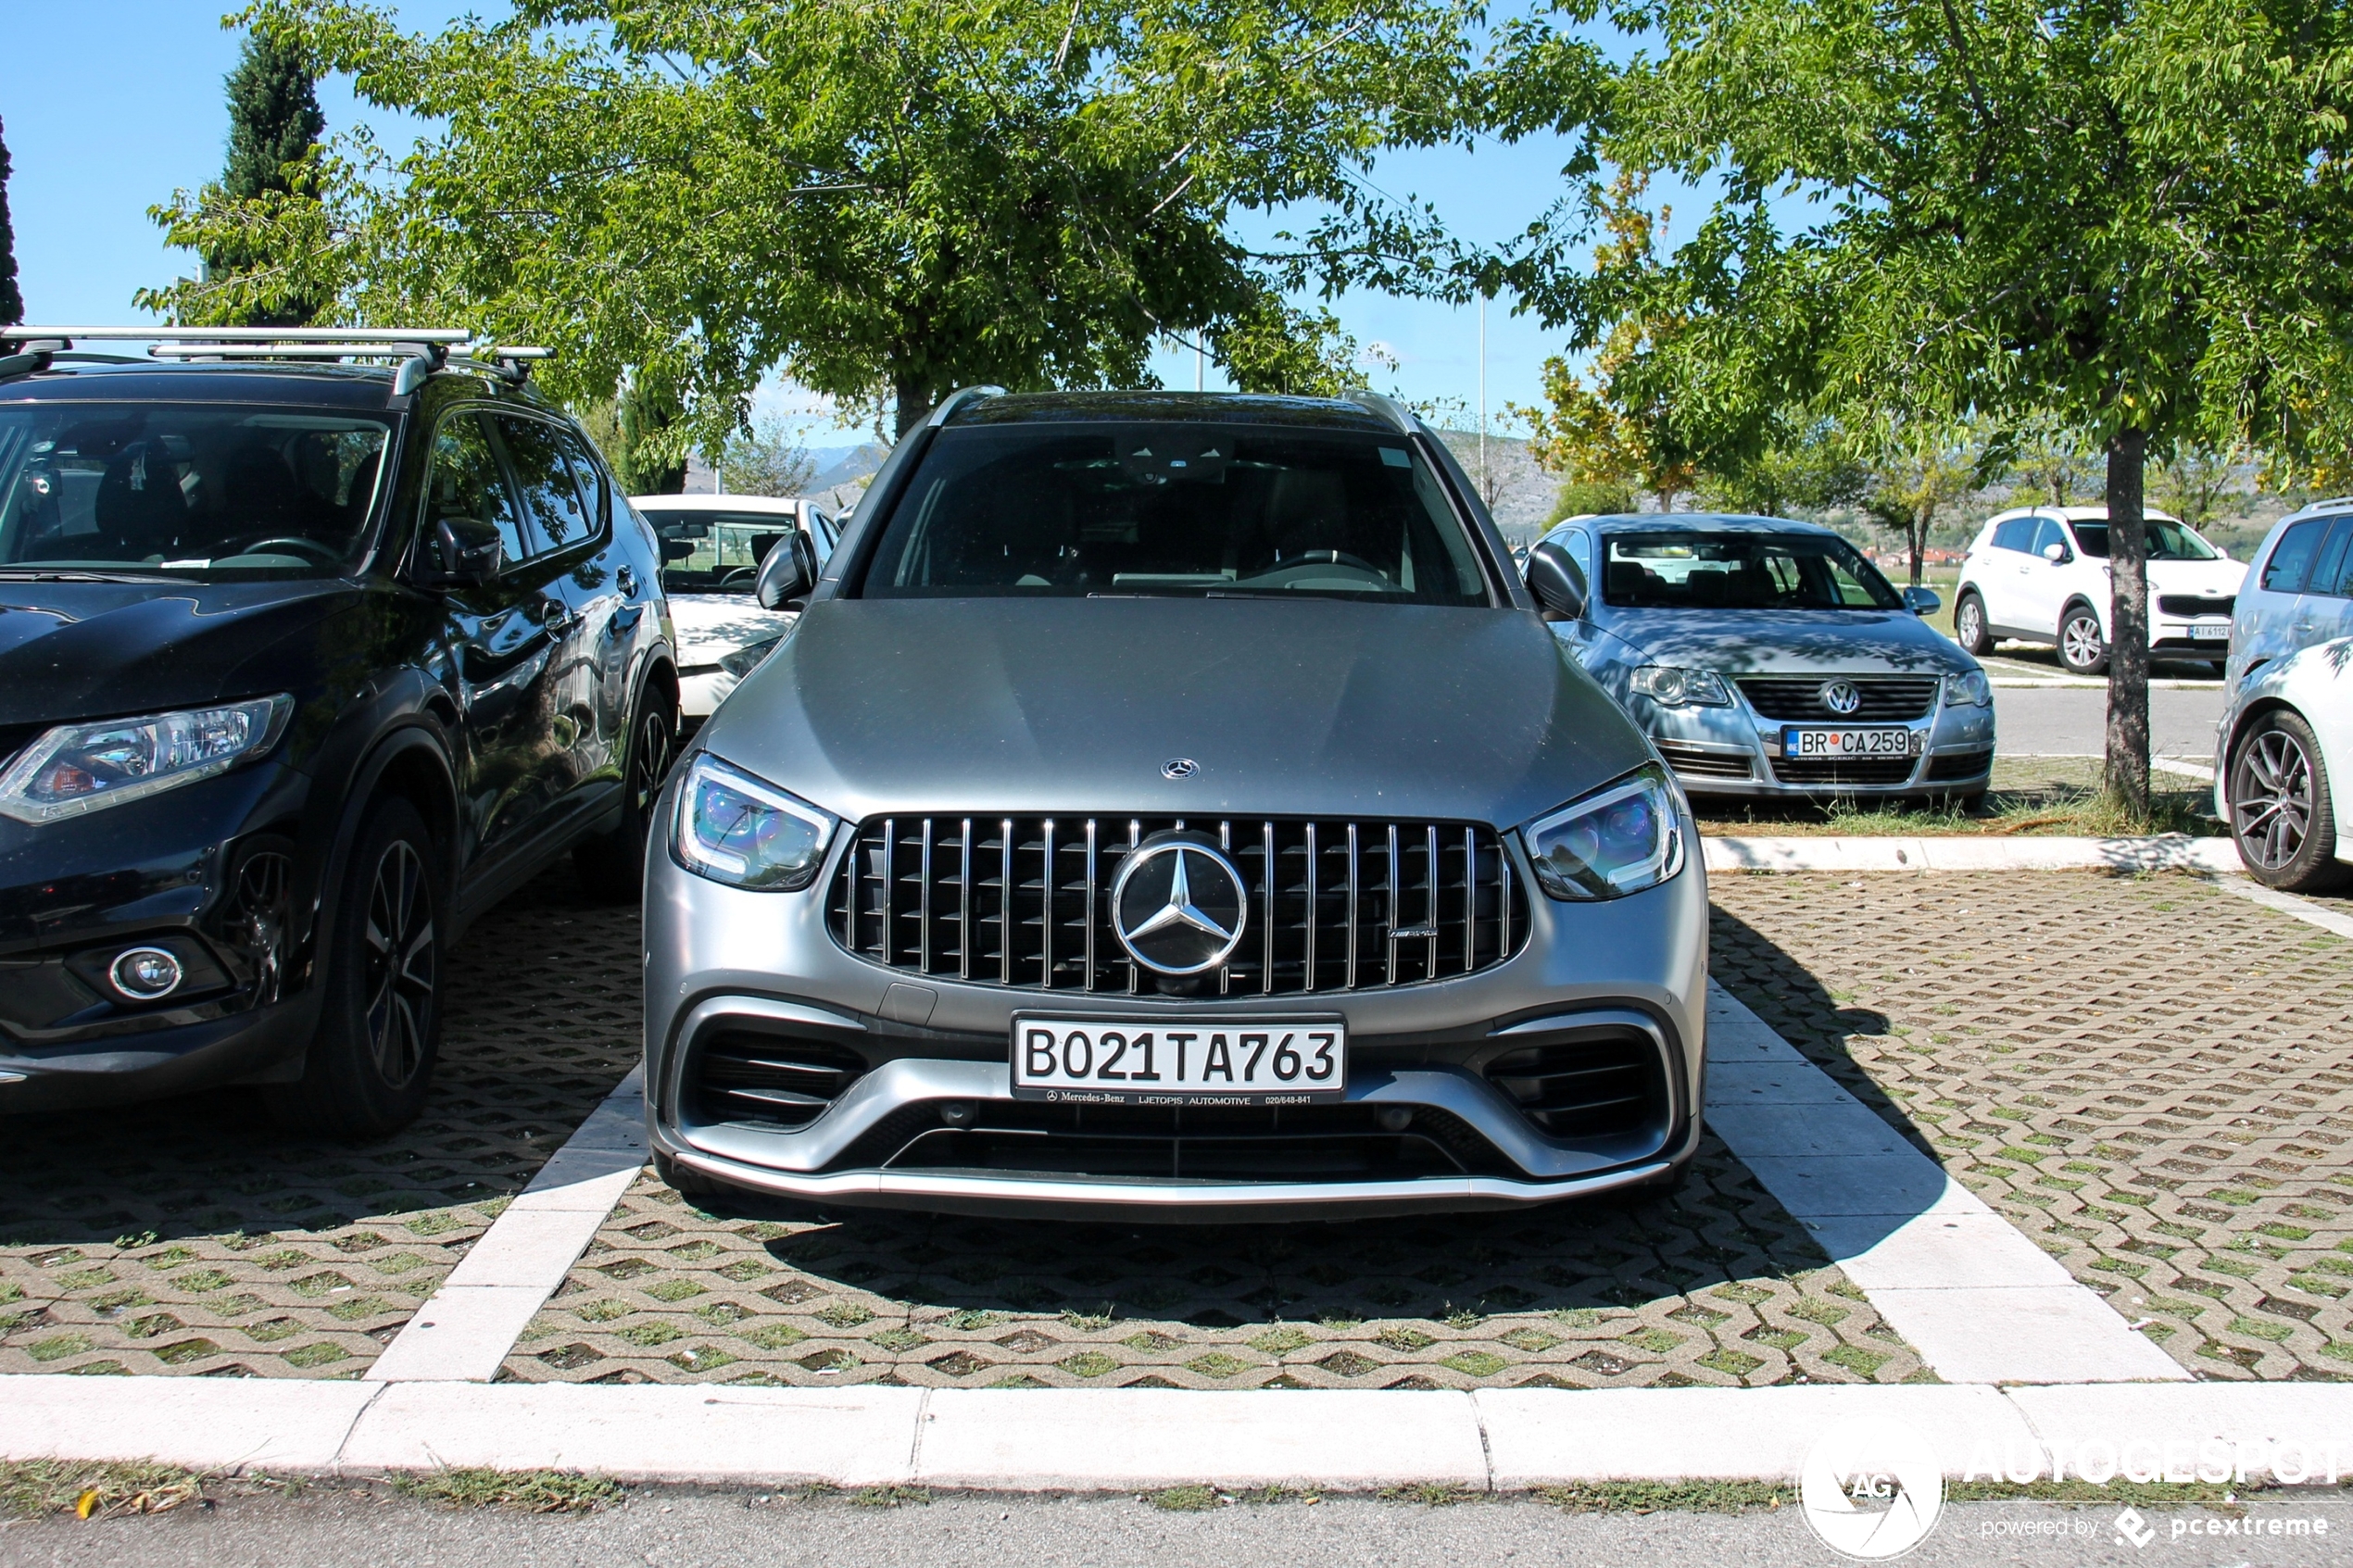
(809, 442, 889, 492)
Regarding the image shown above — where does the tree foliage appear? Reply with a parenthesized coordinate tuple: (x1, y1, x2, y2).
(144, 0, 1477, 455)
(211, 31, 328, 326)
(716, 415, 819, 498)
(0, 116, 19, 328)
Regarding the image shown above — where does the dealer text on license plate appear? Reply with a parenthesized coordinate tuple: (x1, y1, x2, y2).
(1011, 1016, 1346, 1105)
(1783, 726, 1924, 759)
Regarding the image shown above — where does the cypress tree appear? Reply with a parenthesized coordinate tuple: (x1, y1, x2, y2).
(0, 115, 22, 327)
(209, 32, 326, 326)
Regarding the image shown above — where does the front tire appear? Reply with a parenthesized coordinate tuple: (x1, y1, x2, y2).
(1954, 590, 1993, 656)
(2057, 604, 2108, 675)
(2230, 710, 2349, 893)
(574, 684, 676, 902)
(266, 798, 444, 1139)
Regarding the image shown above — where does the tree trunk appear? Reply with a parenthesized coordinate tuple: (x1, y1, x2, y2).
(893, 370, 937, 440)
(1909, 508, 1929, 585)
(2104, 427, 2151, 817)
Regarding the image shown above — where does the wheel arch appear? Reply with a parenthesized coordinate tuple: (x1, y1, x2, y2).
(2220, 695, 2310, 809)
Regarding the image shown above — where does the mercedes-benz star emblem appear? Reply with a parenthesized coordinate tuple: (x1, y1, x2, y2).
(1162, 758, 1199, 779)
(1818, 680, 1863, 717)
(1111, 836, 1248, 975)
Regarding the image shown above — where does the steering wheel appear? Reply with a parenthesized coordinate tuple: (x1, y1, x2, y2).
(239, 535, 343, 566)
(718, 565, 759, 588)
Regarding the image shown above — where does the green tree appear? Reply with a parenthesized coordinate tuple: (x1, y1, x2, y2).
(616, 377, 688, 496)
(2148, 445, 2250, 534)
(0, 115, 20, 327)
(1860, 420, 1988, 586)
(209, 31, 327, 326)
(2001, 415, 2102, 508)
(146, 1, 1476, 448)
(716, 416, 818, 498)
(1518, 0, 2353, 815)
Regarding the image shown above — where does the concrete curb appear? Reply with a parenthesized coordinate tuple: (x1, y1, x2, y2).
(6, 1376, 2351, 1487)
(1703, 835, 2240, 874)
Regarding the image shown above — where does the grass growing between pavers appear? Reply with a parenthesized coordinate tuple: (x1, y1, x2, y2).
(388, 1469, 623, 1513)
(0, 867, 643, 1379)
(499, 1147, 1928, 1392)
(0, 1460, 204, 1518)
(1710, 870, 2353, 1381)
(1697, 757, 2216, 839)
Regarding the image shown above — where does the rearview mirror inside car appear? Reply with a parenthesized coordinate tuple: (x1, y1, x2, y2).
(1524, 539, 1588, 621)
(423, 515, 503, 587)
(755, 526, 819, 610)
(659, 537, 696, 563)
(1904, 585, 1941, 617)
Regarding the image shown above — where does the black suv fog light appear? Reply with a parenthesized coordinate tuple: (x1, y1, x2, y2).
(940, 1100, 977, 1127)
(108, 947, 184, 1001)
(1375, 1106, 1414, 1133)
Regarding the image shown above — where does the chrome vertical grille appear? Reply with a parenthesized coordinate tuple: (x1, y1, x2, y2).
(827, 815, 1529, 995)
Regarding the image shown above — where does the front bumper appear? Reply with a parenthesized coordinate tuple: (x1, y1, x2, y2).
(643, 801, 1710, 1220)
(1641, 690, 1995, 799)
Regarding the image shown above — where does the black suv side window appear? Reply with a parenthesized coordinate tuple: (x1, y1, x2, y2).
(496, 415, 598, 556)
(425, 410, 530, 569)
(549, 426, 612, 533)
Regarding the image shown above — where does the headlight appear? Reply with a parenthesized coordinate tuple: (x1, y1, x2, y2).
(1627, 666, 1732, 707)
(0, 696, 291, 824)
(673, 752, 837, 891)
(1943, 670, 1993, 708)
(1520, 765, 1687, 901)
(719, 636, 782, 681)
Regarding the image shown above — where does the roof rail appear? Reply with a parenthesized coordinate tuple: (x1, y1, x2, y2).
(0, 325, 472, 347)
(924, 385, 1006, 428)
(0, 326, 551, 395)
(2303, 495, 2353, 514)
(1342, 388, 1418, 434)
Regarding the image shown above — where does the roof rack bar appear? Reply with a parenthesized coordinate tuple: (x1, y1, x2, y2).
(1, 325, 472, 345)
(924, 385, 1006, 428)
(147, 342, 443, 360)
(1342, 388, 1418, 434)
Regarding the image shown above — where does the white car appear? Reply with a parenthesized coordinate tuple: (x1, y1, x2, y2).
(1952, 505, 2245, 674)
(630, 493, 839, 733)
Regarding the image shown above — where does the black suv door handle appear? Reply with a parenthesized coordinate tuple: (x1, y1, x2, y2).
(616, 564, 639, 597)
(537, 598, 577, 632)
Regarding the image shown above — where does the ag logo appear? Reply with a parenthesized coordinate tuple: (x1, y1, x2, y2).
(1818, 679, 1864, 717)
(1799, 1420, 1944, 1560)
(1111, 834, 1247, 975)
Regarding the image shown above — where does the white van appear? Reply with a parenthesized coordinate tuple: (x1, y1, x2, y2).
(1952, 506, 2244, 673)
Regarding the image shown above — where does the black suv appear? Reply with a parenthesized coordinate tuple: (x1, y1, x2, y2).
(0, 328, 677, 1135)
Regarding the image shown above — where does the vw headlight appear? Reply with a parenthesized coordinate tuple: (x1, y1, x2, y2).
(1943, 670, 1993, 708)
(0, 696, 291, 824)
(1627, 666, 1732, 707)
(1521, 765, 1687, 900)
(673, 752, 837, 891)
(719, 635, 782, 681)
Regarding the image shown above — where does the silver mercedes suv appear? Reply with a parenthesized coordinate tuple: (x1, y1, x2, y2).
(642, 389, 1707, 1219)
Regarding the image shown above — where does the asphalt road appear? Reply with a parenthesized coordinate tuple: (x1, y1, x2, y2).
(7, 1488, 2350, 1568)
(1993, 684, 2228, 761)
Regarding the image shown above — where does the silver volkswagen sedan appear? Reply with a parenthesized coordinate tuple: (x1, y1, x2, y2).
(1529, 514, 1995, 801)
(640, 389, 1708, 1220)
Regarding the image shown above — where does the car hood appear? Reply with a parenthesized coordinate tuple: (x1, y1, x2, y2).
(0, 578, 358, 727)
(664, 592, 799, 665)
(698, 596, 1655, 824)
(1593, 608, 1975, 674)
(2148, 558, 2247, 596)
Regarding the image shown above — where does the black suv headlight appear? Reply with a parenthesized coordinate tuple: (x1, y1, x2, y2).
(0, 696, 291, 824)
(673, 752, 837, 891)
(1519, 765, 1687, 900)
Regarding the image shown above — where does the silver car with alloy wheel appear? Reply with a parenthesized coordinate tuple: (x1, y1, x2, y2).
(641, 389, 1708, 1220)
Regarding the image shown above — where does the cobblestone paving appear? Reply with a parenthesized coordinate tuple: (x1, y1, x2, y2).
(500, 1144, 1924, 1391)
(1711, 871, 2353, 1381)
(0, 867, 639, 1379)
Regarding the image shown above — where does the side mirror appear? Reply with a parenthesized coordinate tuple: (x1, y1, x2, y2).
(2042, 542, 2070, 563)
(1904, 585, 1942, 617)
(755, 527, 818, 610)
(423, 515, 502, 587)
(659, 537, 696, 563)
(1525, 538, 1588, 621)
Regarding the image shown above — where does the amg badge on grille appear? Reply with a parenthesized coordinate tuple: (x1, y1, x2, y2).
(1111, 834, 1248, 974)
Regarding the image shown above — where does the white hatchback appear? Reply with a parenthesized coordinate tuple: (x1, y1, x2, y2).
(1953, 506, 2245, 674)
(630, 494, 839, 732)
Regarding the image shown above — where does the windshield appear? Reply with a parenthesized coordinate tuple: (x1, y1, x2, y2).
(639, 507, 816, 594)
(0, 402, 391, 578)
(857, 423, 1491, 604)
(1602, 532, 1904, 610)
(2070, 519, 2218, 561)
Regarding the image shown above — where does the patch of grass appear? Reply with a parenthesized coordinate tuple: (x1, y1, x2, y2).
(1538, 1480, 1788, 1513)
(1946, 1478, 2259, 1505)
(1248, 1325, 1313, 1356)
(1379, 1482, 1478, 1506)
(1151, 1484, 1222, 1512)
(0, 1461, 202, 1519)
(390, 1468, 621, 1513)
(851, 1486, 931, 1509)
(1439, 1350, 1509, 1378)
(1058, 1351, 1120, 1379)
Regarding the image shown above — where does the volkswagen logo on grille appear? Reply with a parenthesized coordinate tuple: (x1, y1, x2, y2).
(1818, 680, 1863, 717)
(1162, 758, 1199, 779)
(1111, 834, 1248, 975)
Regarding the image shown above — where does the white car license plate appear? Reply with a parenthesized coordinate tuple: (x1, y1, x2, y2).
(1011, 1015, 1346, 1105)
(1783, 726, 1925, 759)
(2190, 623, 2229, 641)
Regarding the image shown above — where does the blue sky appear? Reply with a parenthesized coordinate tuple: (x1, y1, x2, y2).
(3, 4, 1599, 446)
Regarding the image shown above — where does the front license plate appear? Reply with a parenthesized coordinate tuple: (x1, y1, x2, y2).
(1011, 1015, 1347, 1105)
(2190, 623, 2229, 641)
(1783, 726, 1925, 759)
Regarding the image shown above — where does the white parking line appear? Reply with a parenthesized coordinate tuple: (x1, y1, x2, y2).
(364, 1066, 647, 1383)
(2217, 875, 2353, 942)
(1704, 835, 2239, 873)
(1702, 984, 2188, 1385)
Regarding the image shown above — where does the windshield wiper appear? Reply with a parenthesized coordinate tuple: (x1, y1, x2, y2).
(0, 567, 190, 584)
